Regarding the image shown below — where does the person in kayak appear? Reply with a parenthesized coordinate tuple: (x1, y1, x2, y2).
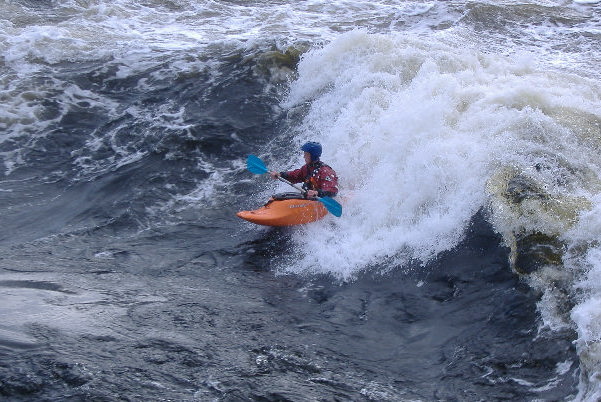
(269, 141, 339, 198)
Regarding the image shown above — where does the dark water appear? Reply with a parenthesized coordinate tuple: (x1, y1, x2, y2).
(3, 0, 601, 400)
(0, 212, 578, 401)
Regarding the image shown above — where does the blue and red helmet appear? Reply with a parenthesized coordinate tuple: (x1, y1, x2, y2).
(301, 141, 322, 161)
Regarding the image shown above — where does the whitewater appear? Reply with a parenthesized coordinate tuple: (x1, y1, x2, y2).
(1, 0, 601, 400)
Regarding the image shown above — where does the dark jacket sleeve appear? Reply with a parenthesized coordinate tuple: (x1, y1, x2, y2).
(280, 166, 306, 184)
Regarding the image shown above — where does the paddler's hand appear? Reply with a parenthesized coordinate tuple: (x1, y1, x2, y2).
(306, 190, 318, 198)
(269, 171, 280, 179)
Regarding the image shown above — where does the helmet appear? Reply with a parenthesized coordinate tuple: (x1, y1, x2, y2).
(301, 141, 322, 161)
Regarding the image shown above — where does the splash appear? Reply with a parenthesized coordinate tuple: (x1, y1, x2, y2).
(280, 30, 601, 397)
(282, 31, 598, 274)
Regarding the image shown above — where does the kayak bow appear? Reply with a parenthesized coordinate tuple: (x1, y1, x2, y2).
(236, 193, 328, 226)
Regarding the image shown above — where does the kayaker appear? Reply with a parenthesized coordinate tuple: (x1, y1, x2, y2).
(269, 141, 339, 198)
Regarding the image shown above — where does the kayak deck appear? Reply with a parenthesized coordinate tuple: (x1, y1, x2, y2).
(237, 193, 328, 227)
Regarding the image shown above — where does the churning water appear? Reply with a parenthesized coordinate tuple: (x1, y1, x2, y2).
(1, 1, 601, 400)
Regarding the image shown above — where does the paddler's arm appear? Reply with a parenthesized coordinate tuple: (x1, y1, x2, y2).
(304, 190, 336, 199)
(317, 189, 337, 198)
(274, 168, 304, 183)
(269, 170, 302, 183)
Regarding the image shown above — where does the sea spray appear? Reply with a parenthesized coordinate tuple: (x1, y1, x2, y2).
(281, 30, 601, 399)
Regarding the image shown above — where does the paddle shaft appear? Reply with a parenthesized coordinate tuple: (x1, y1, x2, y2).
(275, 173, 342, 217)
(275, 174, 305, 194)
(247, 155, 342, 217)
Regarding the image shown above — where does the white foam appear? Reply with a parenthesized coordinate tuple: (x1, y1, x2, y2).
(564, 202, 601, 400)
(281, 29, 601, 397)
(281, 31, 594, 273)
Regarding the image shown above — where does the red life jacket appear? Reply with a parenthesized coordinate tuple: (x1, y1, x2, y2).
(281, 161, 338, 197)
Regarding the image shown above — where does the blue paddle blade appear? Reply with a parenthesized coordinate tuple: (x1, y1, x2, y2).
(318, 196, 342, 217)
(247, 155, 268, 174)
(246, 154, 342, 217)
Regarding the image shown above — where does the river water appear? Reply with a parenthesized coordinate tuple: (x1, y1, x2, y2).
(1, 1, 601, 400)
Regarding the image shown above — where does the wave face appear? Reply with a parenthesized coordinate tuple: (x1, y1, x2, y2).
(279, 25, 601, 398)
(1, 0, 601, 400)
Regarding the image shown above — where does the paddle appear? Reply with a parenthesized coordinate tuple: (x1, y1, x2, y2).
(246, 154, 342, 217)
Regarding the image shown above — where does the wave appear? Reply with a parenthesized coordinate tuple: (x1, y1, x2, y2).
(278, 30, 601, 399)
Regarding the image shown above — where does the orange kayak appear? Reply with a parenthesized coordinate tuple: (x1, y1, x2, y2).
(236, 192, 328, 226)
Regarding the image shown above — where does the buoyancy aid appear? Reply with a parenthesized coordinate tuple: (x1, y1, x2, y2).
(280, 161, 338, 197)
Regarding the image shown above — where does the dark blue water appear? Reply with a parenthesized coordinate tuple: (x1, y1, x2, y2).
(0, 209, 578, 400)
